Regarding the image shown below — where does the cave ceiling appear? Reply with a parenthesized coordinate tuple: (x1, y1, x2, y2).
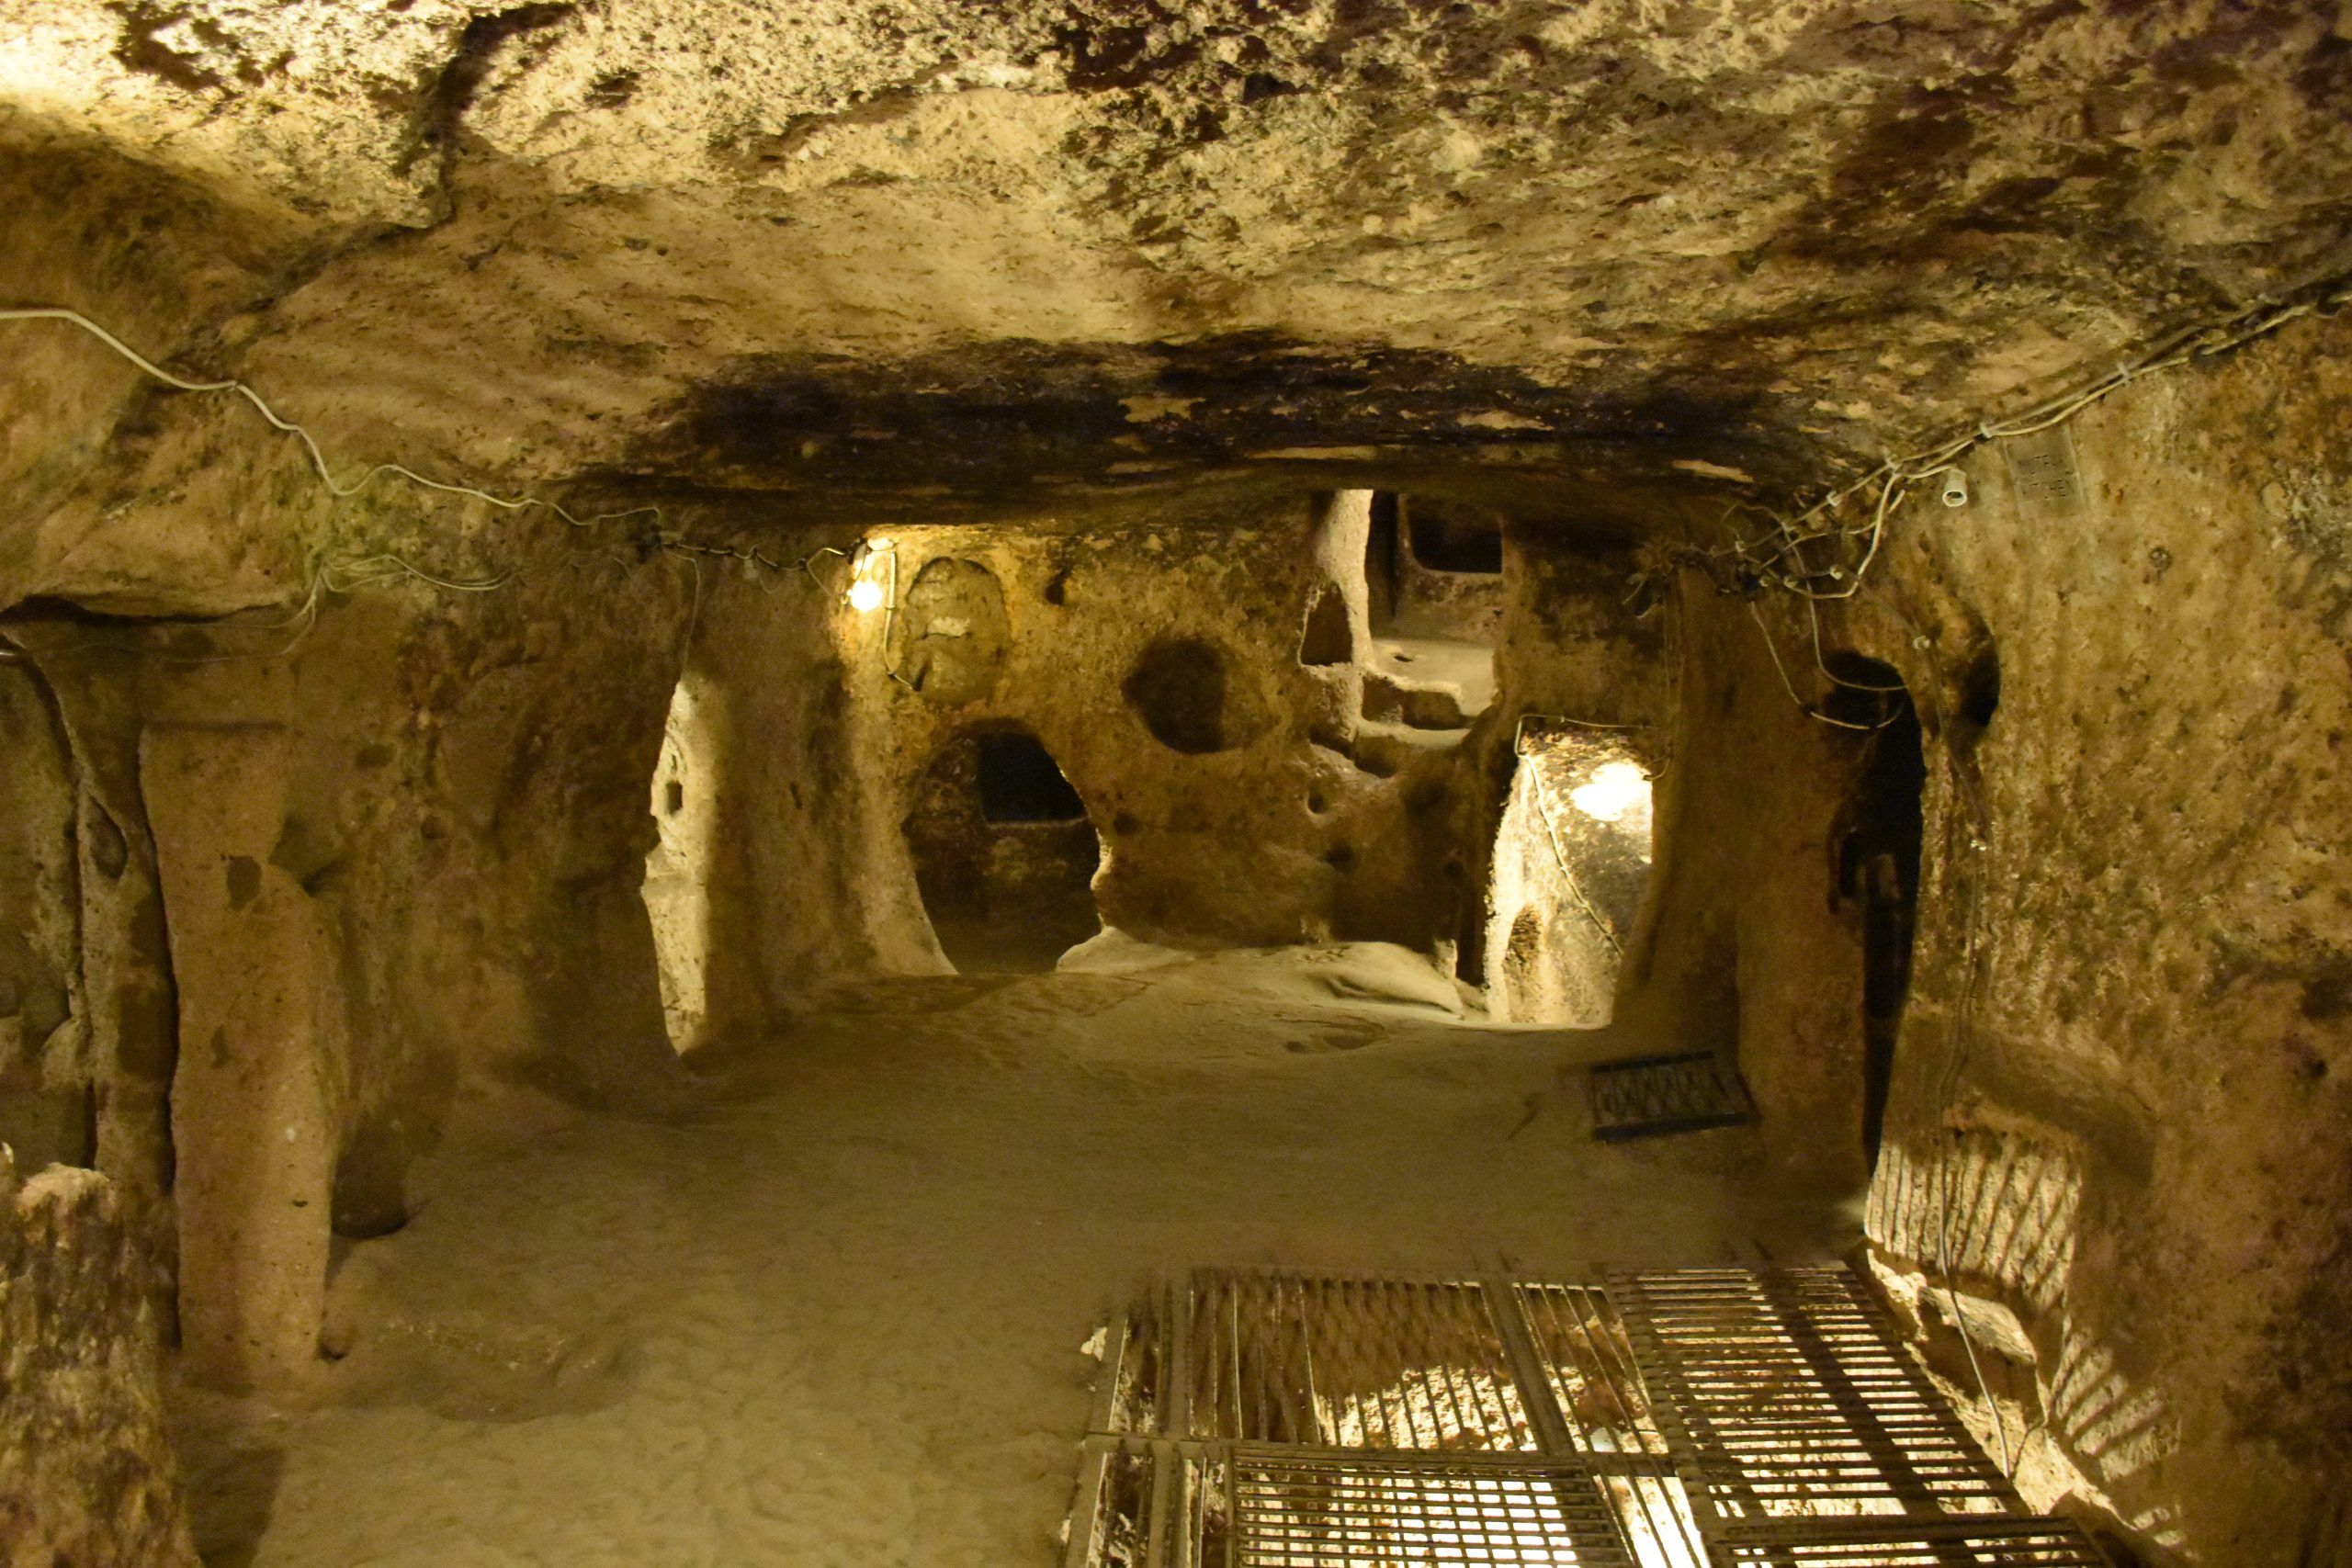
(2, 0, 2349, 550)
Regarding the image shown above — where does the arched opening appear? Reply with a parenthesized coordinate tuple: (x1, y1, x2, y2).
(891, 556, 1011, 705)
(904, 728, 1102, 973)
(1351, 491, 1502, 746)
(1482, 721, 1657, 1026)
(1297, 585, 1353, 667)
(642, 675, 712, 1053)
(1826, 653, 1926, 1168)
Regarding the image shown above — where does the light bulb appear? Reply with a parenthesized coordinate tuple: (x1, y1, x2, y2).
(846, 578, 885, 613)
(1569, 760, 1649, 823)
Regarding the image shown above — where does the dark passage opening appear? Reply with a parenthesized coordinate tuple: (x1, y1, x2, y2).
(977, 731, 1087, 822)
(1953, 638, 2001, 754)
(1404, 497, 1505, 574)
(1364, 492, 1401, 626)
(1827, 653, 1925, 1168)
(906, 728, 1102, 973)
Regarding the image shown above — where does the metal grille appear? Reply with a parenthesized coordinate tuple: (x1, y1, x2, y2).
(1515, 1283, 1713, 1567)
(1068, 1439, 1159, 1568)
(1229, 1448, 1633, 1567)
(1513, 1284, 1667, 1457)
(1179, 1272, 1537, 1451)
(1716, 1517, 2113, 1565)
(1068, 1268, 2111, 1568)
(1606, 1269, 2016, 1521)
(1589, 1053, 1755, 1142)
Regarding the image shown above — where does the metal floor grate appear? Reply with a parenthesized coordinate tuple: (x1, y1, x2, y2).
(1606, 1268, 2018, 1523)
(1589, 1053, 1755, 1142)
(1230, 1448, 1633, 1567)
(1715, 1517, 2117, 1565)
(1068, 1268, 2108, 1568)
(1182, 1272, 1537, 1451)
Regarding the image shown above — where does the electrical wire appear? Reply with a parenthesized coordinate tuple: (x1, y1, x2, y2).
(0, 306, 662, 536)
(1709, 272, 2352, 739)
(0, 305, 906, 669)
(1747, 599, 1898, 733)
(1721, 274, 2352, 613)
(1522, 763, 1627, 959)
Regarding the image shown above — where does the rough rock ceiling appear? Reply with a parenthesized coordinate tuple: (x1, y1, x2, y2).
(3, 0, 2349, 535)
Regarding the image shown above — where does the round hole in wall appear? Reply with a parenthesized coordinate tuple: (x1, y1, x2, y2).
(1125, 637, 1255, 754)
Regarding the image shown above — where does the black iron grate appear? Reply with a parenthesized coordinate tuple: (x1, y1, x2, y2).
(1069, 1267, 2111, 1568)
(1588, 1052, 1755, 1142)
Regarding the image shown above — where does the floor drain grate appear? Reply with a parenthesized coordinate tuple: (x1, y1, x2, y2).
(1067, 1268, 2111, 1568)
(1588, 1051, 1755, 1142)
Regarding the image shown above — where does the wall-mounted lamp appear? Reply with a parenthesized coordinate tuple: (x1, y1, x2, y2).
(1569, 760, 1651, 823)
(846, 536, 896, 613)
(848, 536, 919, 690)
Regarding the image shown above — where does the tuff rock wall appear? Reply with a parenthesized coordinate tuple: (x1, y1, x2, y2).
(0, 5, 2346, 1556)
(0, 1153, 196, 1567)
(1849, 313, 2352, 1564)
(4, 518, 693, 1390)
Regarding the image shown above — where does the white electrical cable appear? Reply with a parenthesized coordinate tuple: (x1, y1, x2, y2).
(0, 304, 875, 663)
(1523, 763, 1626, 959)
(0, 306, 662, 536)
(1725, 276, 2351, 613)
(1747, 599, 1897, 733)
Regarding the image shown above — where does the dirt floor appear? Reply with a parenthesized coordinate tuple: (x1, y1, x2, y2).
(168, 943, 1862, 1568)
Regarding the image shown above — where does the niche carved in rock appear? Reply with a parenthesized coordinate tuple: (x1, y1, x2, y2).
(1298, 584, 1353, 667)
(894, 558, 1010, 706)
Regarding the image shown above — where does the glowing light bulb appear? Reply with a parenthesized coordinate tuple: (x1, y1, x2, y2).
(1570, 760, 1649, 822)
(846, 578, 885, 613)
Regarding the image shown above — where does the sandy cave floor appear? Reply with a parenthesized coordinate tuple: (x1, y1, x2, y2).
(169, 944, 1864, 1568)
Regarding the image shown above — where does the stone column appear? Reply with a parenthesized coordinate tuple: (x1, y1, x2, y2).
(142, 722, 332, 1390)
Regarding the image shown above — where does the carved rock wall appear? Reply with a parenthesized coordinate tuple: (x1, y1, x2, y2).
(1851, 312, 2352, 1564)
